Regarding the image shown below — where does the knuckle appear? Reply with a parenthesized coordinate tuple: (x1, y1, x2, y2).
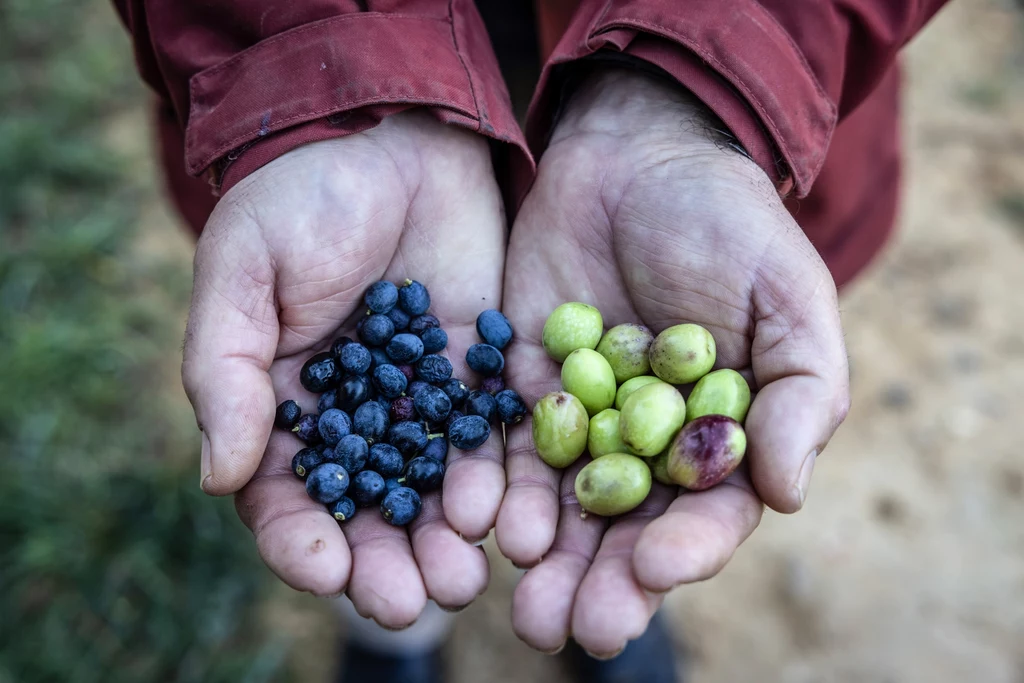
(507, 473, 558, 493)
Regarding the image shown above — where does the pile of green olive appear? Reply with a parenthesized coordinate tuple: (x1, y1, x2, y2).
(533, 303, 750, 517)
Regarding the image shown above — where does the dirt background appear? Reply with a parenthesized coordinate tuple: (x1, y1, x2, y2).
(141, 1, 1024, 681)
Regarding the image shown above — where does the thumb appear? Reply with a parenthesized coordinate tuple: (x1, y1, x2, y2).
(746, 234, 850, 513)
(182, 204, 278, 496)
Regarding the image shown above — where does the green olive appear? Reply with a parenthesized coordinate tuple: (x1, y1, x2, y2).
(595, 323, 654, 384)
(532, 391, 589, 468)
(542, 302, 604, 363)
(619, 382, 686, 457)
(648, 449, 675, 486)
(561, 348, 617, 416)
(685, 368, 751, 424)
(587, 409, 630, 458)
(614, 375, 666, 410)
(575, 453, 652, 516)
(649, 324, 716, 384)
(666, 415, 747, 491)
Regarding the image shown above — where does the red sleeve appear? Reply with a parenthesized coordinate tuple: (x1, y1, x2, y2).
(112, 0, 531, 195)
(528, 0, 950, 198)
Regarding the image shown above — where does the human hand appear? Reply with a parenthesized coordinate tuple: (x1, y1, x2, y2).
(181, 112, 507, 626)
(496, 69, 850, 655)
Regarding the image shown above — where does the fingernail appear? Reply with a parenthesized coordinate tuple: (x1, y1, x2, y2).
(200, 432, 213, 492)
(458, 531, 488, 546)
(540, 642, 567, 655)
(437, 603, 470, 614)
(585, 646, 625, 661)
(376, 619, 417, 632)
(794, 449, 817, 508)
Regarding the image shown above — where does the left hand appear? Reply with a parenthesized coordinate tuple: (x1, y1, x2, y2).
(495, 69, 851, 656)
(180, 113, 508, 624)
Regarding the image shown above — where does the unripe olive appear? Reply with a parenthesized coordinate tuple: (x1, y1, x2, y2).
(532, 391, 589, 468)
(648, 449, 675, 486)
(614, 375, 666, 410)
(619, 382, 686, 457)
(575, 453, 652, 516)
(666, 415, 746, 491)
(649, 324, 716, 384)
(561, 348, 616, 416)
(595, 323, 654, 383)
(542, 302, 603, 363)
(685, 368, 751, 424)
(587, 409, 629, 459)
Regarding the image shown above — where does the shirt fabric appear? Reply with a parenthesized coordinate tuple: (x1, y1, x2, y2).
(115, 0, 950, 288)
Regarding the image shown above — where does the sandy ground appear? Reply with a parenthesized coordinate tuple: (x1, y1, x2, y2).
(142, 1, 1024, 680)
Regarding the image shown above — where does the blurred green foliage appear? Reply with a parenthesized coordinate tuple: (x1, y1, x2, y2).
(997, 193, 1024, 235)
(0, 1, 290, 681)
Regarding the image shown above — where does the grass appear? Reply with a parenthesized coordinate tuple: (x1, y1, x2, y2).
(996, 193, 1024, 236)
(0, 1, 292, 681)
(959, 81, 1006, 109)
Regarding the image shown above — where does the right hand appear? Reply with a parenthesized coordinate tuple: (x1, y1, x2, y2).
(495, 69, 850, 655)
(181, 112, 508, 627)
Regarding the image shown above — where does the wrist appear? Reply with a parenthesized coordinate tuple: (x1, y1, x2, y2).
(232, 112, 468, 201)
(549, 66, 769, 195)
(553, 67, 711, 141)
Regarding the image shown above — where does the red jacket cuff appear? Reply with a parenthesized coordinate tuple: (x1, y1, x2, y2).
(621, 36, 793, 196)
(179, 10, 530, 193)
(217, 106, 410, 194)
(526, 0, 839, 198)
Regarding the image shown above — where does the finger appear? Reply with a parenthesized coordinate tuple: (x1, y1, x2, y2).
(510, 458, 606, 653)
(387, 154, 508, 541)
(497, 184, 641, 565)
(435, 323, 506, 542)
(632, 468, 763, 592)
(568, 485, 676, 657)
(240, 357, 427, 626)
(494, 341, 564, 567)
(182, 207, 279, 496)
(343, 507, 429, 629)
(747, 376, 846, 512)
(750, 249, 851, 512)
(235, 434, 351, 597)
(409, 491, 489, 610)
